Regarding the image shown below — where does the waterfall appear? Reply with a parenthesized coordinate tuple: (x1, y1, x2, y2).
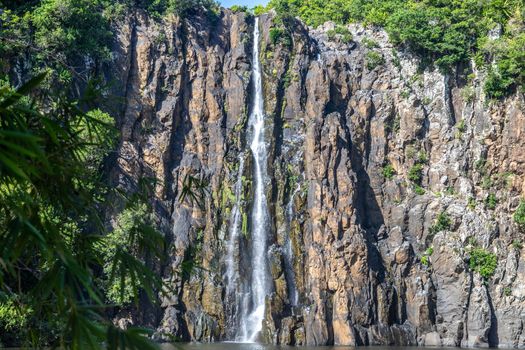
(284, 184, 300, 306)
(238, 17, 271, 343)
(224, 154, 245, 332)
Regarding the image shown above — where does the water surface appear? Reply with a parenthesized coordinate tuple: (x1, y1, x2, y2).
(162, 345, 457, 350)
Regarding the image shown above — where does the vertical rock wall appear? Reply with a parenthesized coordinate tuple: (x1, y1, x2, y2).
(108, 8, 525, 348)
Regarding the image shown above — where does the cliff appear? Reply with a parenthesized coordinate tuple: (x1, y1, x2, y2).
(107, 8, 525, 347)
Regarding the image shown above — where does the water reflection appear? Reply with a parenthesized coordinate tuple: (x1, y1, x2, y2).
(161, 345, 458, 350)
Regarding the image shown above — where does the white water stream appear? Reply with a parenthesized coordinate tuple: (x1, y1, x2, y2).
(284, 184, 301, 306)
(225, 155, 245, 294)
(238, 17, 271, 343)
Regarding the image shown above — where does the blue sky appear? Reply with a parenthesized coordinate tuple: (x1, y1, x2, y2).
(220, 0, 269, 7)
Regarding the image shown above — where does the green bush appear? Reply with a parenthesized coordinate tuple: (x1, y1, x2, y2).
(382, 164, 396, 180)
(0, 299, 31, 331)
(147, 0, 219, 18)
(269, 27, 291, 47)
(335, 25, 353, 43)
(414, 184, 425, 195)
(484, 69, 514, 99)
(327, 25, 353, 43)
(469, 248, 498, 280)
(366, 51, 385, 70)
(362, 37, 379, 49)
(269, 27, 282, 45)
(468, 197, 477, 210)
(408, 163, 424, 184)
(485, 193, 498, 210)
(512, 239, 523, 250)
(430, 211, 452, 233)
(483, 32, 525, 99)
(230, 5, 248, 13)
(514, 200, 525, 228)
(421, 246, 434, 266)
(253, 5, 267, 15)
(101, 203, 158, 305)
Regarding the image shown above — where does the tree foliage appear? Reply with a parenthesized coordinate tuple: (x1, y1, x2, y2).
(267, 0, 524, 96)
(0, 74, 163, 349)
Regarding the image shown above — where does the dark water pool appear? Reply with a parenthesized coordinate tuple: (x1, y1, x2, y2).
(161, 345, 457, 350)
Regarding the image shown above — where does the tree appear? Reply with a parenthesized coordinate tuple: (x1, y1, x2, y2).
(0, 74, 163, 349)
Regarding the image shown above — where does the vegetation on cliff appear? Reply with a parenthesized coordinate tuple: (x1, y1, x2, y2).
(0, 0, 219, 87)
(0, 74, 165, 348)
(267, 0, 525, 98)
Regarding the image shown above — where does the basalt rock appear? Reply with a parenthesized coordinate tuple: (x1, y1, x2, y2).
(106, 8, 525, 348)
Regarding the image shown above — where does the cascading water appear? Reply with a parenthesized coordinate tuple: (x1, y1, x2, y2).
(238, 17, 271, 343)
(224, 154, 245, 333)
(284, 184, 300, 306)
(225, 155, 244, 291)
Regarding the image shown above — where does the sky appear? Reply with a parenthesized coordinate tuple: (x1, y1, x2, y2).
(219, 0, 269, 8)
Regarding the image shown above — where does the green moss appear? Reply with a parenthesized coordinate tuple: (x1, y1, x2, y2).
(456, 119, 466, 134)
(461, 86, 475, 103)
(241, 210, 248, 237)
(221, 184, 236, 208)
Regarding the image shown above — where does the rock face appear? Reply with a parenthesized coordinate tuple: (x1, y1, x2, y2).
(107, 8, 525, 348)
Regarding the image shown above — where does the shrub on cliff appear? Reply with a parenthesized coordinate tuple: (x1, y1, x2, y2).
(514, 200, 525, 228)
(408, 163, 424, 184)
(382, 164, 395, 180)
(366, 51, 385, 70)
(268, 0, 524, 96)
(430, 212, 452, 234)
(469, 248, 498, 280)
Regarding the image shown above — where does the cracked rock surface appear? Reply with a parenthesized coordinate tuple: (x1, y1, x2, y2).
(106, 9, 525, 347)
